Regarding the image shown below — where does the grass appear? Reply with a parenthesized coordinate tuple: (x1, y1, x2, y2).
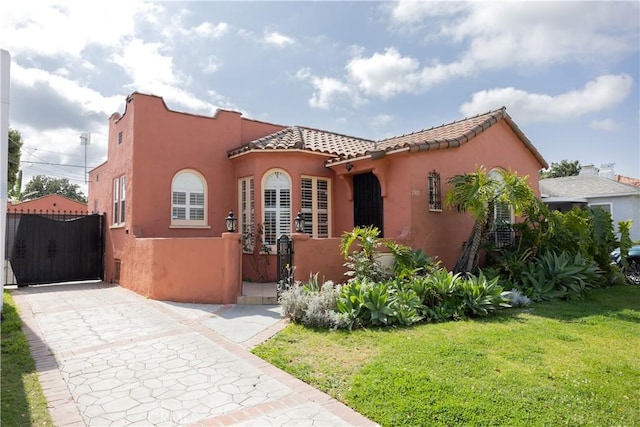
(253, 285, 640, 426)
(1, 291, 53, 427)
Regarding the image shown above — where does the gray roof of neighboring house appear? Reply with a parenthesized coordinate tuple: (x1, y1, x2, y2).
(227, 107, 548, 168)
(539, 175, 640, 198)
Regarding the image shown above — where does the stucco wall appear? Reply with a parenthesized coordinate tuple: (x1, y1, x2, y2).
(120, 234, 242, 304)
(588, 195, 640, 241)
(8, 194, 88, 213)
(89, 93, 285, 289)
(328, 120, 545, 269)
(89, 93, 547, 296)
(292, 235, 347, 284)
(127, 95, 285, 239)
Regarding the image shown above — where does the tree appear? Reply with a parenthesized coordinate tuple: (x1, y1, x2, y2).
(539, 160, 581, 179)
(8, 128, 23, 189)
(23, 175, 87, 203)
(8, 170, 37, 202)
(445, 166, 536, 273)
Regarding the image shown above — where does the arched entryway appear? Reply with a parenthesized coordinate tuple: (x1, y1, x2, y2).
(353, 172, 383, 236)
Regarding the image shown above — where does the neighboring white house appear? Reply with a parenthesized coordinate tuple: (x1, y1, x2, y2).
(539, 165, 640, 241)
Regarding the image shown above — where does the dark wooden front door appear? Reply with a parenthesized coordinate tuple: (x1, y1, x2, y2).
(353, 172, 383, 237)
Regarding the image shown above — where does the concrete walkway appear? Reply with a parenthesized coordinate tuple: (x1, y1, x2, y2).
(11, 282, 378, 426)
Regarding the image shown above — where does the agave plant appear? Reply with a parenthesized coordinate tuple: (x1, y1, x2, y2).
(459, 272, 510, 317)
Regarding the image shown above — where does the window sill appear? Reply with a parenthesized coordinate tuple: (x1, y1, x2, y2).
(110, 224, 125, 229)
(429, 208, 443, 213)
(169, 225, 211, 229)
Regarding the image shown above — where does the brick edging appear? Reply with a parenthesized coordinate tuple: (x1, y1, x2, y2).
(11, 291, 86, 427)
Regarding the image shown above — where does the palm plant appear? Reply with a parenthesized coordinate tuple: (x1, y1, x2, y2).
(445, 166, 536, 273)
(8, 170, 37, 203)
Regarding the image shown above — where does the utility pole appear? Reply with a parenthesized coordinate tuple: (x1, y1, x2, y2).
(80, 132, 91, 183)
(1, 49, 11, 315)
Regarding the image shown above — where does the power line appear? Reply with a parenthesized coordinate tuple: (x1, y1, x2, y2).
(22, 145, 86, 160)
(20, 160, 95, 169)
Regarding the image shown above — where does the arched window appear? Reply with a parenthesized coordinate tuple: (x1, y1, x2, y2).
(171, 170, 207, 227)
(263, 170, 291, 246)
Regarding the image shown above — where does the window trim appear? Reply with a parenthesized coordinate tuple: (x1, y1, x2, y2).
(262, 169, 291, 249)
(170, 169, 208, 228)
(111, 175, 126, 227)
(301, 175, 331, 238)
(119, 175, 126, 225)
(489, 168, 515, 247)
(588, 202, 613, 215)
(239, 176, 255, 253)
(112, 178, 119, 225)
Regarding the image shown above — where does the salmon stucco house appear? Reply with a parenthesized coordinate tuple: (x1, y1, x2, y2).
(89, 92, 547, 304)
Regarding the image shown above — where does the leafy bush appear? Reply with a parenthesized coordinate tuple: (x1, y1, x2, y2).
(385, 241, 438, 280)
(279, 277, 346, 329)
(340, 226, 389, 282)
(392, 288, 424, 326)
(514, 203, 615, 285)
(459, 272, 511, 317)
(518, 251, 601, 301)
(504, 288, 531, 307)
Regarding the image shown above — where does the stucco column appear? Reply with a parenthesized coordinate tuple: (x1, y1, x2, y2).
(222, 232, 242, 304)
(291, 233, 309, 282)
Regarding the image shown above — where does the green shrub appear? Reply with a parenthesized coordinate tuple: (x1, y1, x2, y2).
(340, 226, 389, 282)
(459, 272, 510, 317)
(391, 288, 424, 326)
(504, 288, 531, 307)
(279, 278, 346, 329)
(385, 241, 438, 280)
(519, 251, 601, 301)
(513, 204, 615, 286)
(335, 279, 366, 329)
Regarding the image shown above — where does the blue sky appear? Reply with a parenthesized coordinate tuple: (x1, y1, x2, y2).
(2, 1, 639, 195)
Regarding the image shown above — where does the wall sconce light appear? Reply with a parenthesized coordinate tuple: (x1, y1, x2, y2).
(345, 162, 353, 172)
(225, 210, 237, 232)
(294, 211, 305, 233)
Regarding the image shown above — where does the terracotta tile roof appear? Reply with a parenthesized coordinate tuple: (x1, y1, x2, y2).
(375, 109, 504, 151)
(228, 107, 548, 168)
(616, 174, 640, 187)
(227, 126, 375, 158)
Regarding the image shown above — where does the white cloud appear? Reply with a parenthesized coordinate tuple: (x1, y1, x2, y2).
(295, 68, 312, 81)
(346, 48, 420, 98)
(590, 119, 621, 132)
(389, 1, 465, 25)
(307, 0, 635, 108)
(459, 74, 633, 123)
(193, 22, 229, 38)
(372, 114, 394, 127)
(110, 38, 178, 87)
(0, 1, 155, 58)
(203, 56, 223, 74)
(295, 67, 358, 110)
(12, 63, 123, 119)
(263, 31, 295, 47)
(309, 77, 354, 110)
(392, 1, 639, 69)
(300, 1, 638, 109)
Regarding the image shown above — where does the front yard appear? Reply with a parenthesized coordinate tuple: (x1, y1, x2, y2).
(253, 285, 640, 426)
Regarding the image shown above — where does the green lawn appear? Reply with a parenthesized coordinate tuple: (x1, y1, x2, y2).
(1, 291, 53, 427)
(253, 285, 640, 426)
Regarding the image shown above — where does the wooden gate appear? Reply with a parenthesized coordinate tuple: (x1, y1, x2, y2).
(4, 210, 105, 286)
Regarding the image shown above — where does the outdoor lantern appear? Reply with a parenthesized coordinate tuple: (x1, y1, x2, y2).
(294, 211, 305, 233)
(225, 210, 237, 232)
